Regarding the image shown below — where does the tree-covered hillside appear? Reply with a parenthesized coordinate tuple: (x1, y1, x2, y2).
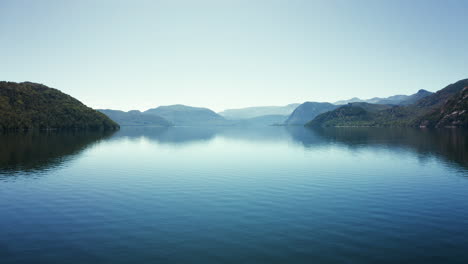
(0, 82, 119, 130)
(307, 79, 468, 128)
(307, 103, 392, 127)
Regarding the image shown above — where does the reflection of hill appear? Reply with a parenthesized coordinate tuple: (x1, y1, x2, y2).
(113, 126, 292, 145)
(285, 127, 329, 147)
(216, 126, 290, 142)
(288, 127, 468, 170)
(0, 131, 115, 174)
(112, 126, 219, 145)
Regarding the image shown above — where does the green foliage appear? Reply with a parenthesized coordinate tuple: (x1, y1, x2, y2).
(0, 82, 119, 131)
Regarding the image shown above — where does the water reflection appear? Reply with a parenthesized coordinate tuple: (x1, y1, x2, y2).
(114, 126, 467, 171)
(0, 126, 466, 174)
(1, 127, 467, 263)
(112, 126, 290, 145)
(288, 127, 468, 170)
(111, 126, 218, 144)
(0, 131, 115, 175)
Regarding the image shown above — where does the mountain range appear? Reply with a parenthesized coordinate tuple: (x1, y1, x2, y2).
(219, 104, 300, 120)
(144, 105, 227, 126)
(308, 79, 468, 128)
(334, 89, 433, 105)
(1, 79, 466, 130)
(97, 109, 172, 127)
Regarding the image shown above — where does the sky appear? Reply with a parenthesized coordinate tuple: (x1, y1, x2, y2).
(1, 0, 467, 112)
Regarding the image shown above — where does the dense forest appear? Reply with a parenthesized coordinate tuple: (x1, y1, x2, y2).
(0, 82, 119, 131)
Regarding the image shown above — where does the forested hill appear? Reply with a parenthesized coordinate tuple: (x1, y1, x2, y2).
(0, 82, 119, 131)
(307, 79, 468, 128)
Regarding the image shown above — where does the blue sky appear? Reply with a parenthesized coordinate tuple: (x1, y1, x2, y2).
(1, 0, 467, 111)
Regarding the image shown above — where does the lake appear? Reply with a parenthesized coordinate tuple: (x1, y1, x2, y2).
(1, 126, 467, 263)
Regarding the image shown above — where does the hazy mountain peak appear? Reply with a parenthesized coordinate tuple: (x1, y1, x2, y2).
(98, 109, 171, 127)
(144, 104, 226, 126)
(334, 97, 364, 105)
(284, 102, 338, 125)
(219, 104, 300, 120)
(152, 104, 212, 111)
(335, 90, 433, 106)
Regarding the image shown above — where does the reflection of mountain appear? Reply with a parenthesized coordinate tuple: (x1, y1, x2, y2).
(112, 126, 219, 145)
(216, 126, 290, 142)
(113, 126, 292, 145)
(233, 115, 288, 126)
(285, 127, 330, 147)
(287, 127, 468, 170)
(0, 131, 114, 174)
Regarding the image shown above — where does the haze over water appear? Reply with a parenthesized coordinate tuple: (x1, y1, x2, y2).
(1, 127, 467, 263)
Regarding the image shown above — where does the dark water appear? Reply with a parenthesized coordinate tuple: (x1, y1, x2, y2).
(0, 127, 467, 263)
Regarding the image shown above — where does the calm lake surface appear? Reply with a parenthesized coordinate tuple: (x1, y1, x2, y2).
(1, 126, 467, 263)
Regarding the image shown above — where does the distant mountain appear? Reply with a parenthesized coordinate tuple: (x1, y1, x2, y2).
(366, 95, 408, 104)
(234, 115, 288, 126)
(219, 104, 300, 120)
(379, 89, 433, 105)
(334, 90, 433, 106)
(284, 102, 338, 125)
(334, 97, 364, 105)
(144, 104, 227, 126)
(0, 82, 119, 131)
(98, 109, 172, 127)
(307, 79, 468, 128)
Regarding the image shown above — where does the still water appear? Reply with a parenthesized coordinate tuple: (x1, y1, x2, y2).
(0, 127, 467, 263)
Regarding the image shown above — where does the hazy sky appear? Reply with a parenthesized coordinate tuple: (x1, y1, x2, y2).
(1, 0, 467, 111)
